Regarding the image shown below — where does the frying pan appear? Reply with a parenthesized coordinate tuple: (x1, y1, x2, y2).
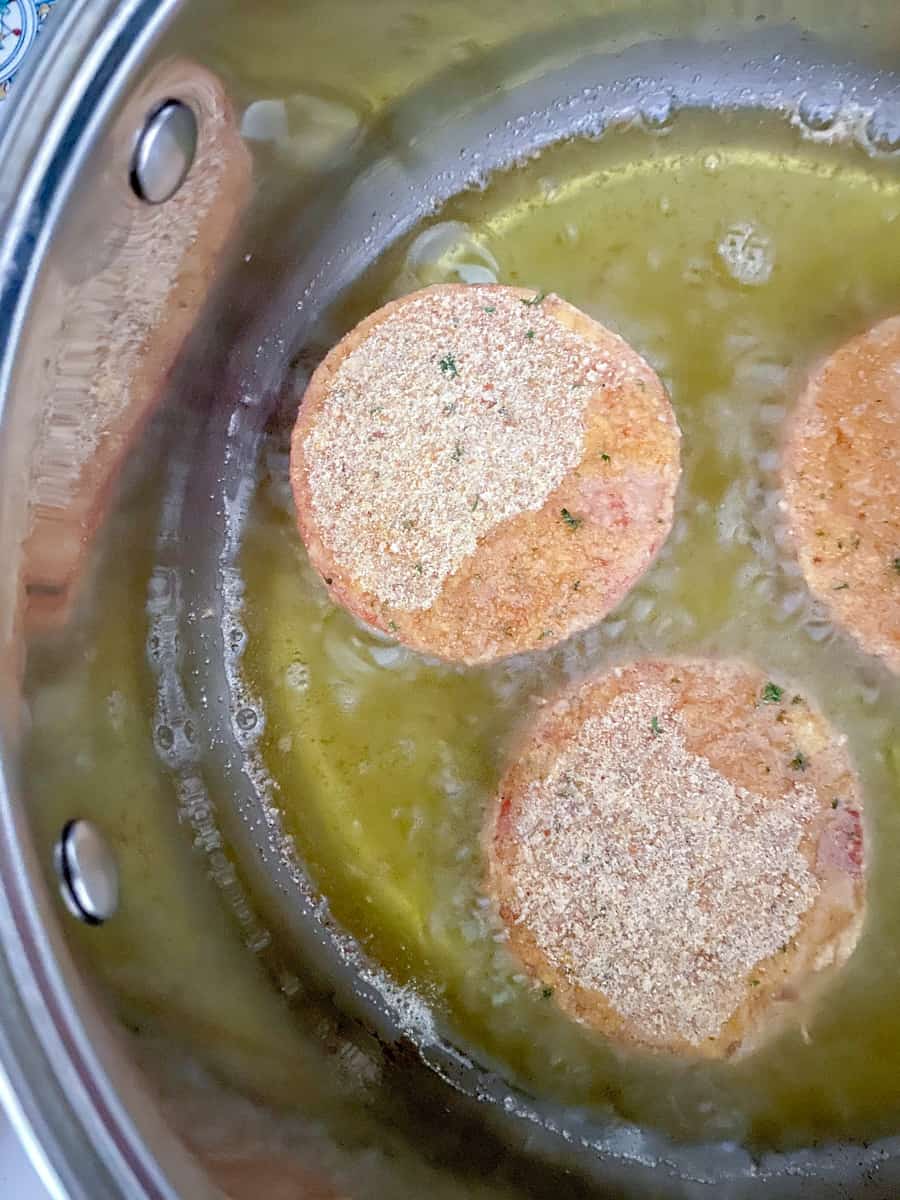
(1, 2, 899, 1197)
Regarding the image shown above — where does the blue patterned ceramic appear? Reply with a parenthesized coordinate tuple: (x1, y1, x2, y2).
(1, 0, 59, 99)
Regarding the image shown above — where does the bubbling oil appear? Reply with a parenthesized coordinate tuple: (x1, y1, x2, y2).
(237, 114, 900, 1150)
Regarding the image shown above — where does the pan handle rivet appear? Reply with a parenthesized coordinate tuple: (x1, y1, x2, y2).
(131, 99, 198, 204)
(54, 820, 119, 926)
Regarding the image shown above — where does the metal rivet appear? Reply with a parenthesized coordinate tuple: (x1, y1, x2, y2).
(130, 99, 198, 204)
(54, 820, 119, 925)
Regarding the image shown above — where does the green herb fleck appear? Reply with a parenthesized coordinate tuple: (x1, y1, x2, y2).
(750, 978, 760, 987)
(525, 329, 535, 340)
(761, 682, 784, 705)
(438, 353, 458, 378)
(541, 986, 554, 999)
(415, 563, 424, 575)
(650, 716, 663, 737)
(600, 452, 611, 463)
(561, 508, 582, 531)
(791, 694, 804, 705)
(521, 290, 546, 307)
(893, 557, 900, 575)
(538, 630, 552, 640)
(572, 579, 581, 591)
(471, 495, 480, 512)
(831, 798, 840, 809)
(790, 751, 809, 772)
(483, 305, 496, 314)
(833, 582, 850, 591)
(388, 620, 398, 632)
(451, 441, 464, 462)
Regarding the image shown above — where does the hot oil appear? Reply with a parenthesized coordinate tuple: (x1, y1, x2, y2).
(237, 113, 900, 1149)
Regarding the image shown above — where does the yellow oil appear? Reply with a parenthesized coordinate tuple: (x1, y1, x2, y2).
(23, 111, 900, 1159)
(239, 116, 900, 1149)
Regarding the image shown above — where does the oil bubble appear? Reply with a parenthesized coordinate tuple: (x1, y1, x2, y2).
(717, 223, 774, 287)
(402, 221, 499, 288)
(285, 661, 310, 692)
(241, 89, 364, 169)
(865, 104, 900, 155)
(630, 594, 655, 623)
(240, 99, 289, 143)
(797, 88, 843, 133)
(640, 91, 676, 131)
(332, 681, 361, 713)
(235, 706, 259, 732)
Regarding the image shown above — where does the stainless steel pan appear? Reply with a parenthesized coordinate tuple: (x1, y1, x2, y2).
(2, 3, 899, 1197)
